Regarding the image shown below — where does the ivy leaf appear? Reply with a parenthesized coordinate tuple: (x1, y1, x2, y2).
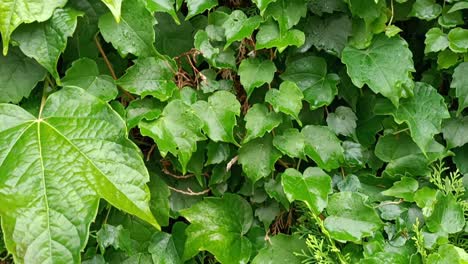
(346, 0, 384, 22)
(381, 177, 419, 202)
(442, 115, 468, 149)
(265, 81, 304, 125)
(342, 34, 415, 106)
(0, 47, 46, 103)
(222, 11, 262, 49)
(186, 0, 218, 20)
(98, 0, 159, 57)
(117, 57, 177, 101)
(410, 0, 442, 21)
(181, 194, 253, 264)
(281, 167, 332, 214)
(0, 0, 67, 55)
(139, 100, 205, 173)
(302, 125, 344, 171)
(101, 0, 122, 22)
(148, 232, 182, 263)
(324, 192, 383, 243)
(0, 87, 158, 263)
(426, 193, 465, 234)
(451, 62, 468, 114)
(96, 224, 132, 253)
(238, 58, 277, 98)
(125, 98, 164, 129)
(252, 0, 277, 15)
(155, 12, 194, 57)
(256, 19, 305, 53)
(263, 0, 308, 33)
(425, 28, 449, 53)
(326, 106, 357, 137)
(244, 104, 282, 143)
(12, 8, 82, 81)
(192, 91, 241, 144)
(389, 82, 450, 154)
(146, 0, 179, 24)
(62, 58, 117, 101)
(281, 55, 339, 110)
(251, 234, 307, 264)
(427, 244, 468, 264)
(448, 27, 468, 53)
(273, 128, 306, 159)
(239, 134, 282, 183)
(300, 15, 352, 56)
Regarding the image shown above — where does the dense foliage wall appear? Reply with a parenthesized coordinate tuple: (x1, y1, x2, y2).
(0, 0, 467, 263)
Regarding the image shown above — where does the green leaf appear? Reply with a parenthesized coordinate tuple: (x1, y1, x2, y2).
(410, 0, 442, 21)
(251, 234, 307, 264)
(125, 98, 164, 129)
(139, 100, 205, 173)
(155, 12, 194, 57)
(222, 10, 262, 49)
(0, 0, 67, 55)
(265, 81, 304, 125)
(148, 232, 182, 263)
(255, 202, 280, 229)
(302, 125, 344, 171)
(324, 192, 383, 243)
(451, 62, 468, 114)
(281, 55, 339, 109)
(239, 134, 282, 183)
(117, 57, 177, 101)
(263, 0, 307, 33)
(389, 82, 450, 154)
(425, 28, 449, 53)
(101, 0, 122, 22)
(12, 8, 82, 81)
(342, 34, 415, 106)
(0, 47, 46, 103)
(448, 2, 468, 13)
(300, 15, 352, 56)
(346, 0, 384, 22)
(0, 87, 157, 263)
(448, 27, 468, 53)
(96, 224, 132, 253)
(281, 167, 332, 214)
(256, 19, 305, 53)
(381, 177, 418, 202)
(273, 128, 306, 159)
(427, 244, 468, 264)
(192, 91, 241, 144)
(244, 104, 282, 143)
(326, 106, 357, 137)
(146, 0, 179, 24)
(252, 0, 277, 15)
(442, 115, 468, 148)
(181, 194, 253, 264)
(98, 0, 159, 57)
(62, 58, 117, 101)
(437, 49, 459, 69)
(186, 0, 218, 20)
(238, 58, 277, 98)
(149, 173, 171, 227)
(426, 193, 465, 234)
(206, 142, 230, 165)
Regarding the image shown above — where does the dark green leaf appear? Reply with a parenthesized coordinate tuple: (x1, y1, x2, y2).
(238, 58, 277, 98)
(302, 125, 344, 171)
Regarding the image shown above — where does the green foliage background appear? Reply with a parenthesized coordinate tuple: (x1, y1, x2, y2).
(0, 0, 467, 263)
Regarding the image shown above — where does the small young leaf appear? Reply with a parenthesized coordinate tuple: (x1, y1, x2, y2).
(425, 27, 449, 53)
(302, 125, 344, 171)
(99, 0, 159, 57)
(239, 134, 282, 183)
(265, 81, 304, 125)
(256, 19, 305, 53)
(244, 104, 282, 143)
(381, 177, 418, 202)
(238, 58, 277, 98)
(192, 91, 241, 144)
(62, 58, 117, 101)
(448, 27, 468, 53)
(117, 57, 177, 101)
(222, 11, 262, 49)
(281, 167, 332, 214)
(324, 192, 383, 243)
(263, 0, 307, 33)
(410, 0, 442, 21)
(181, 194, 253, 263)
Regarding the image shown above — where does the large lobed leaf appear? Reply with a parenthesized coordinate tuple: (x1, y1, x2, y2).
(0, 87, 157, 263)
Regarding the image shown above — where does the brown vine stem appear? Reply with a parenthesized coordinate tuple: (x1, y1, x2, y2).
(162, 166, 195, 179)
(226, 155, 239, 172)
(168, 186, 210, 196)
